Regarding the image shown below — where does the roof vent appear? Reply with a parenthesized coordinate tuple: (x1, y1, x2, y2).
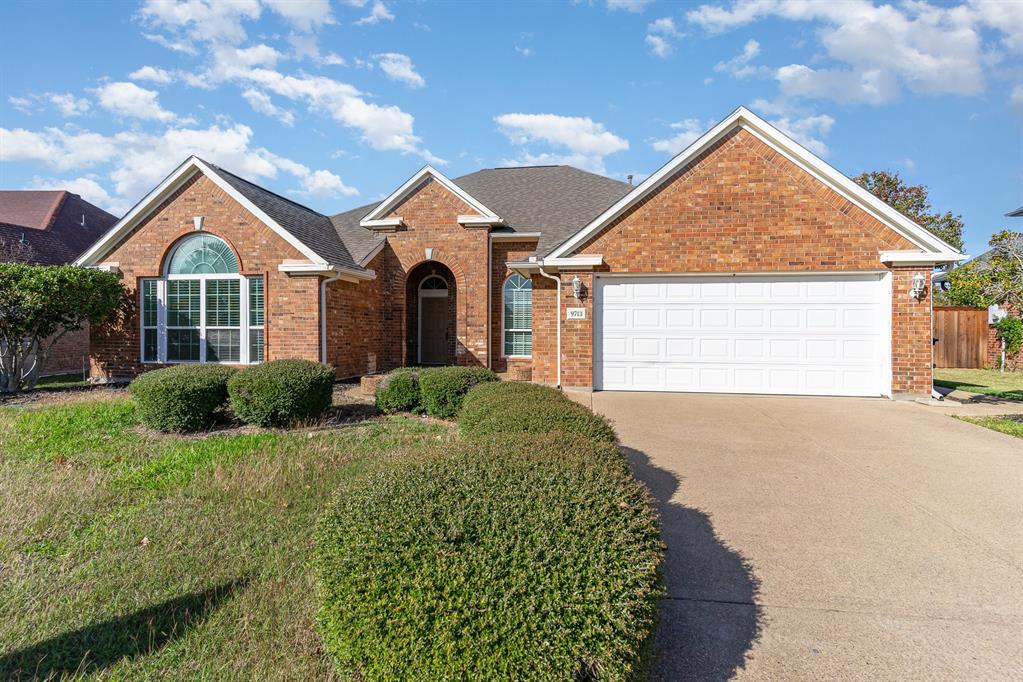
(627, 175, 634, 186)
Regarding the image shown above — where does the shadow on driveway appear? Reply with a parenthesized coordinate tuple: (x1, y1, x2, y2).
(624, 447, 762, 681)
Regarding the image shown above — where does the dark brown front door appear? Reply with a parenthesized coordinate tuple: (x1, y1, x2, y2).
(419, 295, 447, 364)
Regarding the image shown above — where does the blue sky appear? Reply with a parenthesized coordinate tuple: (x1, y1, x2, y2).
(1, 0, 1020, 257)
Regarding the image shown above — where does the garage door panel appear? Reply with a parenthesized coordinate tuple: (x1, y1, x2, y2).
(595, 274, 887, 397)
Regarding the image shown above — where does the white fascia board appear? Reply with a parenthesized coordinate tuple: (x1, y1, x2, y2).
(457, 214, 504, 226)
(361, 217, 405, 229)
(75, 155, 331, 267)
(279, 260, 375, 282)
(490, 232, 541, 242)
(359, 239, 386, 267)
(507, 255, 604, 271)
(547, 106, 964, 260)
(361, 165, 500, 224)
(880, 250, 965, 265)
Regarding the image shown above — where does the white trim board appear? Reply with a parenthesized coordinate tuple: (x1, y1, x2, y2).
(76, 156, 329, 268)
(360, 165, 502, 227)
(547, 106, 964, 263)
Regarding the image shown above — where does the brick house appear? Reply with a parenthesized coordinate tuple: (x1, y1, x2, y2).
(76, 107, 962, 399)
(1, 190, 118, 376)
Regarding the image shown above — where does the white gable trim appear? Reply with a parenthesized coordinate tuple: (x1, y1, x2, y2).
(75, 156, 329, 267)
(360, 165, 502, 227)
(547, 106, 964, 261)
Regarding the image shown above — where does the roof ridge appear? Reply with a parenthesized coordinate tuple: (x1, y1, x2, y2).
(43, 191, 69, 231)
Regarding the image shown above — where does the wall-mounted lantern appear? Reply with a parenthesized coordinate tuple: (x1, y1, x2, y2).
(910, 272, 926, 300)
(571, 275, 584, 300)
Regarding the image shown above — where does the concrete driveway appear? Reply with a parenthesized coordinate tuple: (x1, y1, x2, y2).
(582, 392, 1023, 680)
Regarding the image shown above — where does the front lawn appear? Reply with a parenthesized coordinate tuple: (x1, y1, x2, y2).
(957, 415, 1023, 439)
(0, 396, 452, 679)
(933, 368, 1023, 402)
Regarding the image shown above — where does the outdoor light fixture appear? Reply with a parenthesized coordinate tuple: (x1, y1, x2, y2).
(571, 275, 583, 300)
(910, 272, 926, 299)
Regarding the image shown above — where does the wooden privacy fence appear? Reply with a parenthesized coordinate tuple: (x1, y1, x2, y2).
(934, 306, 987, 368)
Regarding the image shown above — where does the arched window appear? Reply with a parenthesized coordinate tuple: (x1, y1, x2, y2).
(503, 274, 532, 357)
(139, 234, 263, 365)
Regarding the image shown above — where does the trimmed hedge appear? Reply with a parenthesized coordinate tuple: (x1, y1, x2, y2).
(315, 434, 662, 680)
(417, 366, 497, 419)
(227, 359, 334, 427)
(459, 381, 617, 444)
(375, 368, 420, 414)
(129, 364, 236, 432)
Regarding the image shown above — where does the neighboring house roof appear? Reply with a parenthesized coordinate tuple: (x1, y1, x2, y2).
(933, 248, 995, 284)
(329, 165, 632, 262)
(0, 190, 118, 264)
(1007, 206, 1023, 217)
(545, 106, 964, 264)
(202, 162, 359, 270)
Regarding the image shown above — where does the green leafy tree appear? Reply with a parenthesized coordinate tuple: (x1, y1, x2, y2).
(945, 231, 1023, 310)
(853, 170, 965, 253)
(0, 263, 125, 392)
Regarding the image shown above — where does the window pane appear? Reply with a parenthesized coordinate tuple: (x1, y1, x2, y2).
(167, 280, 200, 327)
(143, 328, 158, 362)
(206, 279, 240, 327)
(248, 276, 264, 326)
(503, 275, 532, 331)
(167, 329, 200, 361)
(168, 234, 238, 274)
(142, 280, 158, 327)
(206, 329, 240, 363)
(504, 330, 532, 356)
(249, 329, 264, 363)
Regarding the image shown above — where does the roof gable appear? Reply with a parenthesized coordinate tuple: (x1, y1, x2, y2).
(359, 165, 502, 228)
(547, 106, 964, 262)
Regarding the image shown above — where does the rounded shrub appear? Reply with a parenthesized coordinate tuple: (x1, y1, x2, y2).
(227, 359, 334, 427)
(417, 366, 497, 419)
(315, 435, 663, 680)
(375, 368, 420, 414)
(459, 381, 616, 444)
(129, 364, 236, 432)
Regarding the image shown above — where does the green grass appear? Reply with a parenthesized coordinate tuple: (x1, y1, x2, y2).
(0, 397, 453, 680)
(34, 372, 90, 390)
(958, 415, 1023, 439)
(934, 368, 1023, 402)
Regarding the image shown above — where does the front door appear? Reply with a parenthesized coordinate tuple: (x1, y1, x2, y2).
(419, 276, 449, 364)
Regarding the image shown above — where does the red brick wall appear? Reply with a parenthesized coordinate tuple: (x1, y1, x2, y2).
(491, 241, 537, 374)
(89, 173, 323, 381)
(987, 304, 1022, 370)
(531, 274, 558, 385)
(375, 177, 490, 367)
(534, 127, 931, 396)
(42, 325, 89, 377)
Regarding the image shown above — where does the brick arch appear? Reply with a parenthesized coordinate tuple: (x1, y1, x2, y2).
(157, 230, 245, 275)
(405, 259, 463, 366)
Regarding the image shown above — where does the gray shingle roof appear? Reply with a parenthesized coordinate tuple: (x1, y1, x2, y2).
(203, 161, 361, 270)
(328, 165, 631, 262)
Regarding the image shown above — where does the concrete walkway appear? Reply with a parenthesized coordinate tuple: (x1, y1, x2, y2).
(578, 392, 1023, 680)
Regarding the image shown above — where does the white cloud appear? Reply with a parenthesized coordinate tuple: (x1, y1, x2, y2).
(288, 33, 344, 65)
(686, 0, 1020, 104)
(495, 113, 629, 174)
(3, 122, 357, 213)
(138, 0, 261, 46)
(7, 92, 91, 117)
(261, 0, 334, 31)
(651, 119, 712, 154)
(142, 32, 199, 54)
(896, 157, 916, 172)
(714, 39, 762, 77)
(130, 65, 176, 84)
(29, 175, 121, 214)
(374, 53, 425, 88)
(646, 16, 684, 58)
(8, 96, 33, 113)
(354, 1, 394, 25)
(93, 81, 177, 122)
(607, 0, 654, 12)
(515, 46, 535, 57)
(242, 89, 296, 126)
(1010, 84, 1023, 118)
(769, 114, 835, 157)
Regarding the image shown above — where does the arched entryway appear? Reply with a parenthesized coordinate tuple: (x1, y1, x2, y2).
(405, 261, 457, 365)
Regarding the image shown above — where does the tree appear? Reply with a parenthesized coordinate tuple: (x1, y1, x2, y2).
(945, 230, 1023, 310)
(853, 170, 965, 253)
(0, 234, 37, 264)
(0, 263, 125, 392)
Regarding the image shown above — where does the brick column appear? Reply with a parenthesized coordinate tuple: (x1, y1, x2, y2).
(890, 266, 933, 397)
(560, 271, 595, 390)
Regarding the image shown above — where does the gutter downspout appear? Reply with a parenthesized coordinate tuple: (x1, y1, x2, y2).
(320, 268, 342, 365)
(536, 263, 561, 389)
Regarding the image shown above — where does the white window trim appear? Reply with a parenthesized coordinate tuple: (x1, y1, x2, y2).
(417, 275, 449, 365)
(502, 274, 533, 359)
(140, 272, 263, 365)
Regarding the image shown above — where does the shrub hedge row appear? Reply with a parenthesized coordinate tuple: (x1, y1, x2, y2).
(375, 366, 497, 419)
(315, 434, 662, 681)
(129, 359, 334, 432)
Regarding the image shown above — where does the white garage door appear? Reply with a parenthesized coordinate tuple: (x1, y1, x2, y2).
(595, 274, 890, 397)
